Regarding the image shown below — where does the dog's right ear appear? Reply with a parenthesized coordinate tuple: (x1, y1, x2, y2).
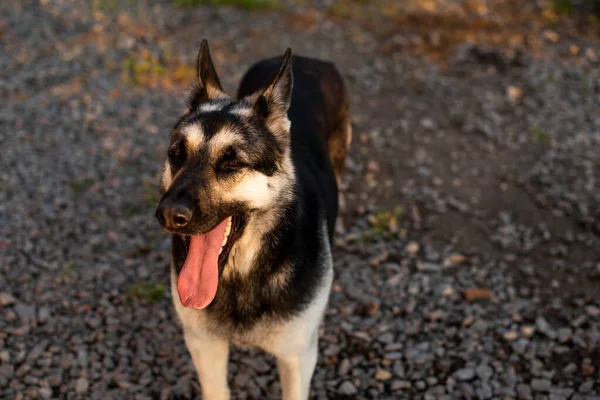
(188, 39, 225, 109)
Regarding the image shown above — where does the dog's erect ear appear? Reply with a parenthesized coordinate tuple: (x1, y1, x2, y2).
(254, 48, 293, 133)
(189, 39, 224, 108)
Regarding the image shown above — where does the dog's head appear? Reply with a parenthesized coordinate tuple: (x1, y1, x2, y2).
(155, 40, 294, 309)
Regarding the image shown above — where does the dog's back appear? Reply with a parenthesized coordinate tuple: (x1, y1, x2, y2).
(238, 55, 351, 238)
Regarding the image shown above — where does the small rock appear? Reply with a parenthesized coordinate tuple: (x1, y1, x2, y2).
(503, 331, 519, 341)
(15, 364, 31, 377)
(441, 286, 455, 297)
(39, 387, 52, 399)
(385, 352, 403, 361)
(585, 305, 600, 317)
(243, 357, 270, 373)
(338, 381, 357, 395)
(415, 380, 426, 390)
(38, 307, 50, 323)
(14, 303, 36, 321)
(338, 359, 351, 376)
(578, 380, 593, 393)
(391, 380, 411, 390)
(233, 372, 250, 387)
(507, 85, 523, 101)
(27, 340, 48, 360)
(378, 332, 395, 344)
(521, 325, 535, 338)
(405, 241, 420, 255)
(557, 327, 572, 343)
(536, 316, 556, 339)
(454, 368, 475, 381)
(476, 363, 493, 381)
(418, 262, 441, 272)
(0, 292, 16, 306)
(420, 118, 436, 130)
(47, 372, 63, 387)
(542, 30, 559, 43)
(517, 383, 533, 399)
(375, 369, 393, 381)
(580, 363, 595, 377)
(443, 253, 467, 267)
(172, 375, 192, 398)
(477, 382, 492, 399)
(570, 44, 580, 55)
(76, 377, 89, 394)
(463, 288, 491, 302)
(549, 395, 566, 400)
(531, 378, 551, 393)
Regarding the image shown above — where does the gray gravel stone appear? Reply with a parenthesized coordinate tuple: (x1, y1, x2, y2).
(338, 380, 357, 395)
(531, 378, 551, 393)
(14, 303, 36, 321)
(557, 327, 573, 343)
(454, 368, 475, 381)
(39, 387, 52, 399)
(517, 383, 533, 399)
(391, 380, 411, 390)
(76, 377, 89, 394)
(476, 363, 493, 381)
(0, 292, 16, 306)
(578, 381, 593, 393)
(536, 316, 557, 339)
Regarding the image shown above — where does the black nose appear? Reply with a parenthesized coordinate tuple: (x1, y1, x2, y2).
(156, 203, 192, 230)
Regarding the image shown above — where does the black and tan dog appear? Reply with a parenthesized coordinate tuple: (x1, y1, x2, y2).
(155, 39, 350, 400)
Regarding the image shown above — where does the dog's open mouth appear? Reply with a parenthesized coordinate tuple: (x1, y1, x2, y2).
(176, 216, 242, 310)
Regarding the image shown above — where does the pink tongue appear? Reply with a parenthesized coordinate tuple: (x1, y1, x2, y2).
(177, 219, 229, 309)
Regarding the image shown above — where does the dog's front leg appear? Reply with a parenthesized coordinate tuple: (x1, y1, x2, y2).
(184, 330, 230, 400)
(276, 335, 318, 400)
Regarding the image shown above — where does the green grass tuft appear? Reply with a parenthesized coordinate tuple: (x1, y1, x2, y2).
(126, 280, 165, 304)
(368, 205, 404, 239)
(68, 177, 96, 194)
(62, 260, 75, 277)
(530, 125, 552, 144)
(553, 0, 600, 15)
(173, 0, 278, 10)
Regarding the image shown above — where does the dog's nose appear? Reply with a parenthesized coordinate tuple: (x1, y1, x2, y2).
(156, 204, 192, 230)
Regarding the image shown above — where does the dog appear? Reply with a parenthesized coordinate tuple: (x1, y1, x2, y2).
(155, 39, 351, 400)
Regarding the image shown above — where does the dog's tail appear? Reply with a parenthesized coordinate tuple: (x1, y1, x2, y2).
(324, 72, 351, 182)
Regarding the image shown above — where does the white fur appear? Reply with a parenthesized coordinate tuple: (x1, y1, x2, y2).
(161, 161, 172, 191)
(171, 219, 333, 400)
(183, 124, 204, 150)
(223, 171, 271, 208)
(208, 127, 242, 158)
(230, 106, 252, 117)
(200, 102, 225, 113)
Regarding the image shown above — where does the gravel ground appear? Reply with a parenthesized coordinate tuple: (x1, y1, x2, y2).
(1, 0, 599, 399)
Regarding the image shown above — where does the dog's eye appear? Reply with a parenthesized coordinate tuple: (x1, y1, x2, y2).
(222, 159, 242, 170)
(168, 141, 186, 164)
(219, 148, 243, 171)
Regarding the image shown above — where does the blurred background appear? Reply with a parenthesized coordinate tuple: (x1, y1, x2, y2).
(1, 0, 599, 399)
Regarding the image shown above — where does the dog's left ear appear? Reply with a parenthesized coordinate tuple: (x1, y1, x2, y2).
(189, 39, 225, 108)
(254, 48, 293, 134)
